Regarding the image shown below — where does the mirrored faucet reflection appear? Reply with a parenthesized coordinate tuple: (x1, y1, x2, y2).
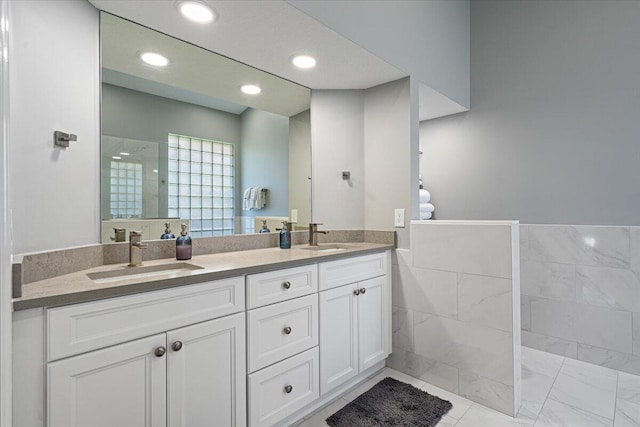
(128, 231, 148, 267)
(308, 223, 328, 246)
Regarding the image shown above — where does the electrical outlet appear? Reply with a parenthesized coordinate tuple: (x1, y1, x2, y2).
(291, 209, 298, 223)
(394, 209, 405, 228)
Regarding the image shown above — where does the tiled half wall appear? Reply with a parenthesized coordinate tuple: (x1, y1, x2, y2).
(389, 220, 521, 416)
(521, 224, 640, 376)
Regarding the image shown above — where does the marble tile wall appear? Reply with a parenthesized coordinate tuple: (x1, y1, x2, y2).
(388, 221, 521, 416)
(520, 224, 640, 376)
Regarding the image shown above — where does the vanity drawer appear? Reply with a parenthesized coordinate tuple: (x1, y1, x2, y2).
(246, 264, 318, 309)
(248, 347, 319, 427)
(247, 294, 318, 373)
(47, 277, 244, 361)
(319, 252, 387, 291)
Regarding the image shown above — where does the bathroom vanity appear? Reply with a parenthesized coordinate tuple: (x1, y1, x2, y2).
(13, 243, 392, 427)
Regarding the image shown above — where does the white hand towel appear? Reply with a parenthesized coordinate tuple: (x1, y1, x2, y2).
(419, 211, 432, 220)
(419, 189, 431, 203)
(243, 188, 252, 211)
(419, 203, 435, 213)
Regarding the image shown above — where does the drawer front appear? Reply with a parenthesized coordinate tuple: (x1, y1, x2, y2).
(319, 252, 387, 291)
(47, 277, 244, 361)
(247, 294, 318, 373)
(246, 264, 318, 309)
(248, 347, 319, 427)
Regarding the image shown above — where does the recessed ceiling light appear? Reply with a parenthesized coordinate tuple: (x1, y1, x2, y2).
(241, 84, 261, 95)
(140, 52, 169, 67)
(119, 152, 130, 156)
(112, 156, 122, 160)
(292, 55, 316, 69)
(178, 1, 215, 24)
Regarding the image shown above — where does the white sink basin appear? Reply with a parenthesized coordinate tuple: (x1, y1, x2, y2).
(87, 262, 204, 284)
(300, 244, 348, 252)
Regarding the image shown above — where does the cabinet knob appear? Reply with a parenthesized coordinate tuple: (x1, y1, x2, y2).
(282, 281, 291, 290)
(283, 326, 292, 335)
(360, 288, 366, 294)
(353, 289, 360, 296)
(284, 385, 293, 394)
(172, 341, 183, 352)
(154, 346, 166, 357)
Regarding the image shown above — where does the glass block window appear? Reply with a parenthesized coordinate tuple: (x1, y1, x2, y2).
(110, 160, 143, 218)
(167, 133, 235, 236)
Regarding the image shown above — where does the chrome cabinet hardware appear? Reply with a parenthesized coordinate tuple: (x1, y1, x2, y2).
(282, 281, 291, 290)
(360, 288, 366, 294)
(172, 341, 183, 352)
(353, 289, 360, 296)
(154, 346, 166, 357)
(283, 326, 292, 335)
(284, 385, 293, 394)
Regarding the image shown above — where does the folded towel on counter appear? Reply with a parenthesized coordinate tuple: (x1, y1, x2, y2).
(243, 187, 266, 210)
(419, 211, 432, 220)
(419, 203, 435, 213)
(419, 189, 431, 203)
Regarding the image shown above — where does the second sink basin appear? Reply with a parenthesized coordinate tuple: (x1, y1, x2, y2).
(87, 262, 204, 284)
(300, 244, 348, 252)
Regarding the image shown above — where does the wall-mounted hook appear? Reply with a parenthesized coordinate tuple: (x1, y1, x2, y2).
(54, 131, 77, 148)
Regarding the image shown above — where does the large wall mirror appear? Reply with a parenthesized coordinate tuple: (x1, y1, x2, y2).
(100, 13, 311, 242)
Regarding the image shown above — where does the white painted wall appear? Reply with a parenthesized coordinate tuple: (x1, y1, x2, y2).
(289, 110, 312, 227)
(240, 108, 290, 218)
(421, 0, 640, 226)
(364, 78, 412, 233)
(9, 0, 100, 254)
(288, 0, 470, 108)
(310, 90, 364, 229)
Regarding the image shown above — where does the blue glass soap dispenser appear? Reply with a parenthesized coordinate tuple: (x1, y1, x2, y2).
(279, 221, 291, 249)
(161, 222, 175, 239)
(259, 220, 271, 233)
(176, 223, 192, 260)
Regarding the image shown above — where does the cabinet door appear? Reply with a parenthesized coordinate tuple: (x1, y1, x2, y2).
(167, 313, 246, 427)
(357, 276, 388, 371)
(319, 284, 358, 395)
(48, 334, 167, 427)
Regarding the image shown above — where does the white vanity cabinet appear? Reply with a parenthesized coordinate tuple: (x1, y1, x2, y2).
(245, 265, 320, 427)
(318, 253, 392, 395)
(46, 277, 246, 427)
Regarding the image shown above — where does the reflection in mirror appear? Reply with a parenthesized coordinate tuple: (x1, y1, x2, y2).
(100, 13, 311, 241)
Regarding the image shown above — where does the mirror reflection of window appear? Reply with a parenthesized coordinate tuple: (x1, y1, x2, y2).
(109, 160, 143, 219)
(167, 134, 235, 237)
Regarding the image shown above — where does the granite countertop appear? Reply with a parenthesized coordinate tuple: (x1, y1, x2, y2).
(13, 242, 392, 311)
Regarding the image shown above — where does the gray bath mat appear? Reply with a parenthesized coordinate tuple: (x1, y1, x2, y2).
(326, 377, 452, 427)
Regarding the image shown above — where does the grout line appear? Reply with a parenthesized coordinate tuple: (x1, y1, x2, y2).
(533, 355, 567, 424)
(613, 371, 619, 425)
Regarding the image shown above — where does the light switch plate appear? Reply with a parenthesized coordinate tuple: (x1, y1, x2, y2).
(394, 209, 405, 228)
(291, 209, 298, 223)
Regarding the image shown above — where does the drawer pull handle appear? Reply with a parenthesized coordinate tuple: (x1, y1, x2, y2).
(360, 288, 366, 294)
(282, 281, 291, 290)
(284, 385, 293, 394)
(353, 289, 360, 296)
(283, 326, 292, 335)
(154, 346, 166, 357)
(172, 341, 183, 352)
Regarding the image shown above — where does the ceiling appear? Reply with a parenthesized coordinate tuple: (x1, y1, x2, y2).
(101, 12, 310, 117)
(89, 0, 407, 90)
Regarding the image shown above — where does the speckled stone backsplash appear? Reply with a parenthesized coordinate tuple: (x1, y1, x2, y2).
(13, 229, 395, 296)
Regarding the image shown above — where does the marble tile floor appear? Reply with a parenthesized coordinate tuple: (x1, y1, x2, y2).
(294, 347, 640, 427)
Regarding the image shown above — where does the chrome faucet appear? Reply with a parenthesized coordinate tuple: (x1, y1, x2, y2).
(128, 231, 148, 267)
(308, 223, 328, 246)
